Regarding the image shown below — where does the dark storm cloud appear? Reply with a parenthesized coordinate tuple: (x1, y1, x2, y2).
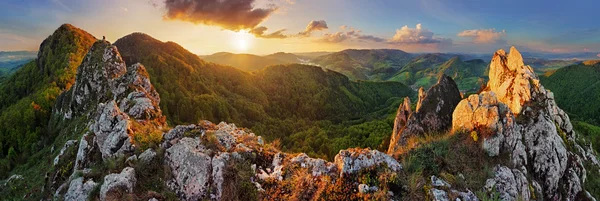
(163, 0, 277, 31)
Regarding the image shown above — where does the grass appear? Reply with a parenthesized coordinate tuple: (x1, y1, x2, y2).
(398, 131, 510, 200)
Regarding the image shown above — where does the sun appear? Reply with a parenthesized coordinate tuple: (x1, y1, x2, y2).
(231, 30, 252, 52)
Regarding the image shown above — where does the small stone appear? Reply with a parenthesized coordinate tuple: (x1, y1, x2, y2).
(358, 184, 369, 194)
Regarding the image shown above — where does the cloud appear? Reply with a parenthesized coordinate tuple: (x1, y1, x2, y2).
(316, 26, 385, 43)
(250, 26, 288, 39)
(316, 32, 350, 43)
(163, 0, 277, 31)
(457, 29, 506, 44)
(298, 20, 328, 37)
(597, 53, 600, 58)
(389, 24, 449, 44)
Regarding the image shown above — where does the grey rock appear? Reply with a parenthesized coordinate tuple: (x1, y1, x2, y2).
(165, 137, 212, 200)
(485, 165, 529, 201)
(64, 177, 98, 201)
(138, 148, 156, 164)
(358, 184, 369, 194)
(334, 149, 402, 176)
(451, 189, 479, 201)
(100, 167, 136, 201)
(74, 133, 93, 171)
(53, 140, 78, 166)
(431, 175, 451, 188)
(90, 101, 132, 160)
(211, 153, 230, 200)
(430, 188, 449, 201)
(290, 153, 336, 176)
(388, 75, 462, 153)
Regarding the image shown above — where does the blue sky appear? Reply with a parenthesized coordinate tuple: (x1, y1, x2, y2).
(0, 0, 599, 55)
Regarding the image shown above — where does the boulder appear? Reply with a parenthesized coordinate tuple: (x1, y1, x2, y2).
(90, 101, 132, 159)
(388, 74, 462, 153)
(211, 153, 230, 200)
(334, 148, 402, 176)
(484, 165, 530, 201)
(100, 167, 136, 201)
(165, 137, 212, 200)
(64, 177, 98, 201)
(138, 148, 157, 164)
(430, 188, 449, 201)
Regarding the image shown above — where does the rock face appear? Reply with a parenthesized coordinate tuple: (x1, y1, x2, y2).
(335, 148, 402, 176)
(452, 46, 598, 200)
(388, 74, 462, 154)
(100, 167, 136, 201)
(64, 177, 98, 201)
(388, 97, 411, 153)
(51, 40, 166, 161)
(486, 47, 537, 115)
(161, 120, 403, 201)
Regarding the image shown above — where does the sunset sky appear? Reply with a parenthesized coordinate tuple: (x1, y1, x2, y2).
(1, 0, 599, 55)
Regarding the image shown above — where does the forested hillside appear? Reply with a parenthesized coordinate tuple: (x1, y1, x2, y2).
(540, 61, 600, 125)
(114, 33, 415, 159)
(0, 24, 96, 175)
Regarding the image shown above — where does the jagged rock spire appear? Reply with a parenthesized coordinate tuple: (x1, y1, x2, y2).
(387, 74, 461, 154)
(486, 46, 538, 115)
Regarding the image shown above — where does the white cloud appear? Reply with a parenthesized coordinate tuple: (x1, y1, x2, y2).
(457, 29, 507, 44)
(390, 24, 449, 44)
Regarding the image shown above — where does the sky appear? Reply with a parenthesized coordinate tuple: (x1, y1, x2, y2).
(0, 0, 599, 55)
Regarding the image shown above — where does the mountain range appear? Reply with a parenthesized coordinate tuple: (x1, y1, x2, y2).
(0, 24, 599, 200)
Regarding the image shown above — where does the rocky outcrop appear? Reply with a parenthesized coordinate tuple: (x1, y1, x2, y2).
(100, 167, 136, 201)
(388, 74, 462, 154)
(64, 177, 98, 201)
(335, 148, 402, 176)
(484, 165, 530, 201)
(388, 97, 411, 153)
(452, 46, 598, 200)
(165, 137, 213, 200)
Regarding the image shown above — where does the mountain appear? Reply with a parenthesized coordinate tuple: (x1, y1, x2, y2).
(0, 24, 95, 176)
(312, 50, 489, 93)
(540, 61, 600, 125)
(389, 46, 600, 200)
(312, 49, 414, 80)
(388, 54, 488, 92)
(524, 57, 581, 75)
(264, 52, 306, 63)
(201, 52, 305, 72)
(0, 51, 37, 78)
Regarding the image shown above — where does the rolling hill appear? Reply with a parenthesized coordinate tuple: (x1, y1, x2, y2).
(540, 61, 600, 125)
(200, 52, 306, 72)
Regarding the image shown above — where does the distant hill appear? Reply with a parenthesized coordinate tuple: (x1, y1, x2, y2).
(312, 49, 414, 80)
(312, 49, 489, 93)
(540, 61, 600, 125)
(201, 52, 305, 72)
(0, 51, 37, 77)
(292, 51, 333, 59)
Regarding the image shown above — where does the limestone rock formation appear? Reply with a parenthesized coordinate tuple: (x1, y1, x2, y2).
(388, 97, 411, 153)
(64, 177, 98, 201)
(100, 167, 136, 201)
(388, 74, 462, 154)
(452, 46, 598, 200)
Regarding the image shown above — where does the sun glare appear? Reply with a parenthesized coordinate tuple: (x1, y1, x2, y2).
(232, 30, 252, 52)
